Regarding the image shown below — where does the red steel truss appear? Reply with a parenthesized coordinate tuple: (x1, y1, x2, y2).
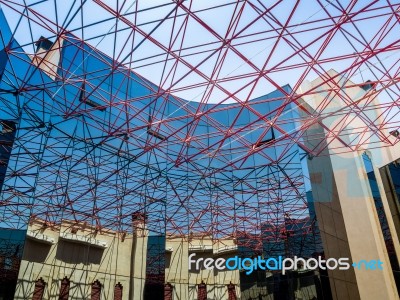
(0, 0, 399, 255)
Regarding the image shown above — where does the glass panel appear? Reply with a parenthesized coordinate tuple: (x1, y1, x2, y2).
(363, 153, 400, 292)
(388, 162, 400, 208)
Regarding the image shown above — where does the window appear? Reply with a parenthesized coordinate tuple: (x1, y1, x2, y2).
(4, 257, 12, 270)
(227, 282, 236, 300)
(32, 278, 45, 300)
(79, 81, 105, 112)
(253, 127, 275, 148)
(164, 283, 173, 300)
(114, 282, 122, 300)
(197, 281, 207, 300)
(1, 120, 16, 133)
(59, 277, 70, 300)
(91, 280, 102, 300)
(35, 36, 53, 52)
(147, 115, 166, 141)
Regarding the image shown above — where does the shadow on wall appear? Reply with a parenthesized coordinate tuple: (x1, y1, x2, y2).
(165, 251, 171, 268)
(55, 240, 104, 265)
(22, 240, 51, 263)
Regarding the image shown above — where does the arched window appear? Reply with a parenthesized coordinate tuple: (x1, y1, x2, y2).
(91, 280, 102, 300)
(197, 281, 207, 300)
(32, 278, 45, 300)
(59, 277, 70, 300)
(227, 282, 236, 300)
(114, 282, 123, 300)
(164, 282, 173, 300)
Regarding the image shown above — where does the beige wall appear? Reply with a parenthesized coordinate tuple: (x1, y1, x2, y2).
(15, 219, 145, 300)
(17, 222, 241, 300)
(30, 37, 63, 80)
(165, 237, 189, 300)
(165, 236, 240, 300)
